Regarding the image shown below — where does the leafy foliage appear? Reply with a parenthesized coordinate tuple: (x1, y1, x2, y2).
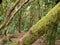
(0, 0, 60, 45)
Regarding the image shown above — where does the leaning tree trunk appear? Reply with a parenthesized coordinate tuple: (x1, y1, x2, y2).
(18, 2, 60, 45)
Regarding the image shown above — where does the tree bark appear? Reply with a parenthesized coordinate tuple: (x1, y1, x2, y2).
(19, 2, 60, 45)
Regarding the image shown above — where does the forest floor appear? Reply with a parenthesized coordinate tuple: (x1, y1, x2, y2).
(0, 31, 60, 45)
(32, 37, 60, 45)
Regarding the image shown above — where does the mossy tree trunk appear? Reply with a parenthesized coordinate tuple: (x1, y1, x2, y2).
(19, 2, 60, 45)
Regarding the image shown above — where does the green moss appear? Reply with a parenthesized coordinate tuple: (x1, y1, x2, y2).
(23, 36, 33, 45)
(31, 2, 60, 33)
(23, 29, 45, 45)
(10, 41, 19, 45)
(23, 2, 60, 45)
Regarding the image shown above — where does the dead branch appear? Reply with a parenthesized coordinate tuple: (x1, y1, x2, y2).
(0, 0, 20, 29)
(5, 0, 29, 26)
(7, 0, 20, 16)
(0, 0, 29, 30)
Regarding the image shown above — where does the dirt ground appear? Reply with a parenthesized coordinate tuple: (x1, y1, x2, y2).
(32, 37, 60, 45)
(0, 31, 60, 45)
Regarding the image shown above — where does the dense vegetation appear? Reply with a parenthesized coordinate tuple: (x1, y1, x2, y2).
(0, 0, 60, 45)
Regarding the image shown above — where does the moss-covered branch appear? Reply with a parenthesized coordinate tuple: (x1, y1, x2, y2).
(19, 2, 60, 45)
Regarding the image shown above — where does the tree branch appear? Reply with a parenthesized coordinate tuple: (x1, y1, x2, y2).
(0, 0, 29, 30)
(0, 0, 20, 29)
(5, 0, 29, 26)
(6, 0, 20, 17)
